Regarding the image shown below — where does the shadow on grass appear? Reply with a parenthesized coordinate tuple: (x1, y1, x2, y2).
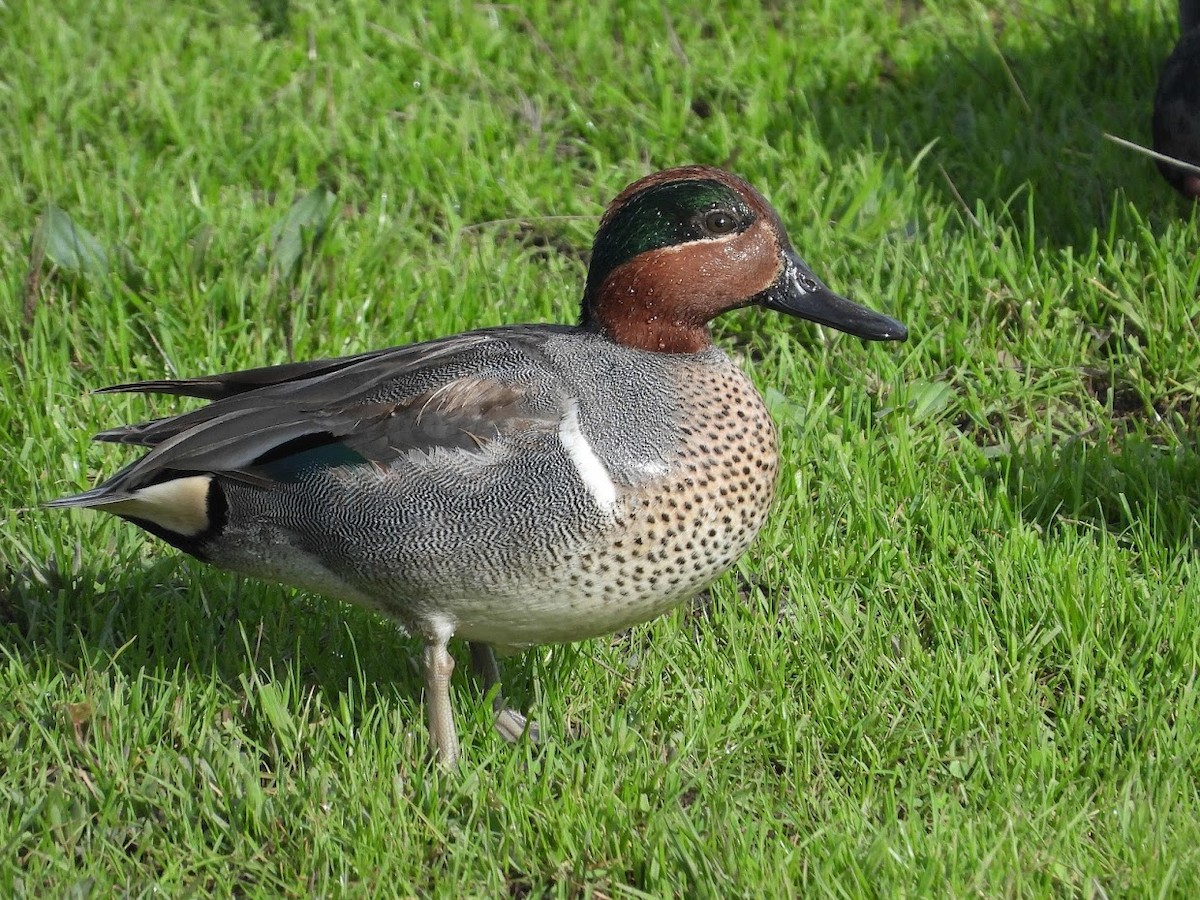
(997, 431, 1200, 548)
(248, 0, 291, 38)
(785, 4, 1188, 246)
(0, 547, 544, 725)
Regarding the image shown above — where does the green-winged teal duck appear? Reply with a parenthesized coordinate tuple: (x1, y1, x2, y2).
(49, 166, 907, 766)
(1153, 1, 1200, 198)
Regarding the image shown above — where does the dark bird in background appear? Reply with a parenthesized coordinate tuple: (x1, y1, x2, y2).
(1153, 0, 1200, 198)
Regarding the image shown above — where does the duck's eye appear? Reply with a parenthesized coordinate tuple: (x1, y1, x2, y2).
(702, 209, 738, 236)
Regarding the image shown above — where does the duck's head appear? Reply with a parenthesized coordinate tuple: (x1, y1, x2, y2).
(581, 165, 907, 353)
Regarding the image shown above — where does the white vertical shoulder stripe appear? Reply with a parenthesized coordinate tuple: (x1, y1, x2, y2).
(559, 400, 618, 514)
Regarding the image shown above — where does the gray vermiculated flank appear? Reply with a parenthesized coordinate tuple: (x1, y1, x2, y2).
(212, 330, 780, 648)
(55, 326, 781, 652)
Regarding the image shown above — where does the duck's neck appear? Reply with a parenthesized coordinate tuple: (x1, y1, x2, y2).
(584, 306, 713, 354)
(581, 272, 716, 355)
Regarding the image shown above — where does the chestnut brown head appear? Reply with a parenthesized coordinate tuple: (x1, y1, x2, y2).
(580, 166, 906, 353)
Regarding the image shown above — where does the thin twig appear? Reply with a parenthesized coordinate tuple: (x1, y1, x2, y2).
(23, 222, 45, 330)
(994, 50, 1030, 114)
(1087, 277, 1120, 301)
(661, 4, 689, 68)
(938, 165, 982, 230)
(1104, 132, 1200, 178)
(458, 214, 595, 234)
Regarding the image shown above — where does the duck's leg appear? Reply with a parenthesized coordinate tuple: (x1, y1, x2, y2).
(423, 639, 459, 766)
(468, 641, 539, 744)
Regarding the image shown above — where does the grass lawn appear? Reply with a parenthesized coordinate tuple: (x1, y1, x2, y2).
(4, 0, 1200, 894)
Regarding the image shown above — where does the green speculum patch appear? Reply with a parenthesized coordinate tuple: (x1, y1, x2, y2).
(583, 179, 750, 305)
(254, 434, 369, 483)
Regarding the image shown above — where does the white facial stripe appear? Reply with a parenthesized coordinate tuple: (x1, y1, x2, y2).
(559, 400, 618, 514)
(104, 475, 213, 537)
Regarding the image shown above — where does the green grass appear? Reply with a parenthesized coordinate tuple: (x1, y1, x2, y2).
(3, 0, 1200, 894)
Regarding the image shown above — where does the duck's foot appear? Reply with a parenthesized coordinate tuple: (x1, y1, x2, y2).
(494, 707, 541, 744)
(468, 641, 539, 745)
(423, 638, 460, 767)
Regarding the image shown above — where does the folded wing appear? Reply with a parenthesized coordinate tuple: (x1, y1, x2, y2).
(48, 327, 569, 509)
